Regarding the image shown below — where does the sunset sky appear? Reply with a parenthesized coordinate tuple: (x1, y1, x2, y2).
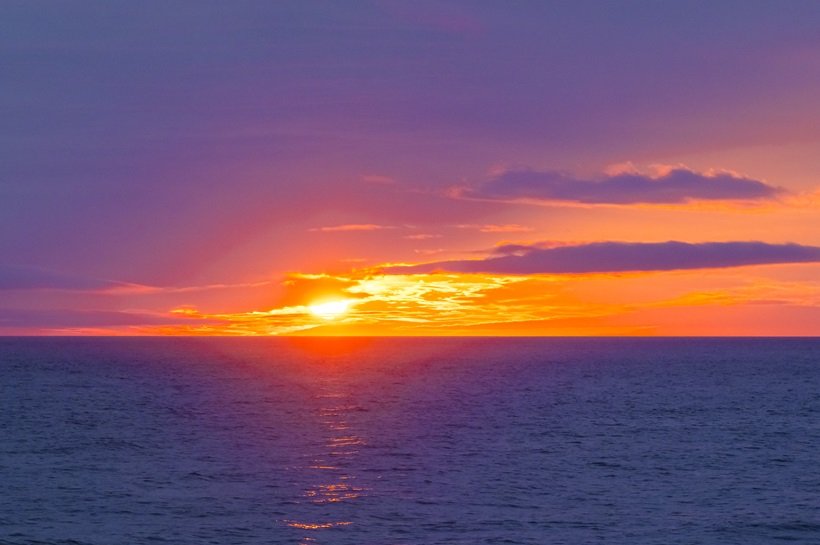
(3, 1, 820, 335)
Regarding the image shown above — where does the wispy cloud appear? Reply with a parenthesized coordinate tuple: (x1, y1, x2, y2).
(0, 265, 273, 295)
(404, 233, 442, 240)
(455, 224, 534, 233)
(309, 224, 397, 232)
(0, 308, 218, 329)
(161, 280, 272, 294)
(384, 241, 820, 274)
(0, 265, 152, 293)
(456, 165, 784, 205)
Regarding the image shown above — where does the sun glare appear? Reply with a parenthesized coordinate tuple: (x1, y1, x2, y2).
(308, 299, 351, 320)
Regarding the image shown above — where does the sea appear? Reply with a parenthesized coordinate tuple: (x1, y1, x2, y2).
(1, 337, 818, 545)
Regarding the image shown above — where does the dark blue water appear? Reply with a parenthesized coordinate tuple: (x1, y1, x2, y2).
(1, 337, 818, 544)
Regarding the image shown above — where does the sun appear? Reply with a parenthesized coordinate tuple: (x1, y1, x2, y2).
(307, 299, 352, 320)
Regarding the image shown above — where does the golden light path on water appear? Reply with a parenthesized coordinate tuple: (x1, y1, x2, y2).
(283, 364, 368, 543)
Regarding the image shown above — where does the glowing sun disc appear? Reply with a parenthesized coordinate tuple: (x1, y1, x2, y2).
(308, 300, 351, 320)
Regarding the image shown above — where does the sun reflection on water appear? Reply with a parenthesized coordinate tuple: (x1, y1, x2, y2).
(285, 520, 353, 530)
(283, 375, 368, 543)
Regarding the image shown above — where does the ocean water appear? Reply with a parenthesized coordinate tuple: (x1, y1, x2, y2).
(1, 337, 818, 545)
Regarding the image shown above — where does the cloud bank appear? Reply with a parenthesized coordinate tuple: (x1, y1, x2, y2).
(459, 166, 783, 205)
(384, 241, 820, 275)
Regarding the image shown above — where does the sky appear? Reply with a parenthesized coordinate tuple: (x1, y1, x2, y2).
(2, 0, 820, 335)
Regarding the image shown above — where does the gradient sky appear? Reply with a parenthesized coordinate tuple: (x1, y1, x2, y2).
(3, 1, 820, 335)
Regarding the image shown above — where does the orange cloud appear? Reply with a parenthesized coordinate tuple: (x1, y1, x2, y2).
(126, 260, 820, 337)
(21, 257, 816, 337)
(404, 233, 443, 240)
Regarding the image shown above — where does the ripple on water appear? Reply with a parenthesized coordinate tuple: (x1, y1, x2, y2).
(0, 337, 818, 544)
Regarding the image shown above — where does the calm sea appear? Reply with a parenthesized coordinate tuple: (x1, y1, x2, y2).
(1, 337, 818, 544)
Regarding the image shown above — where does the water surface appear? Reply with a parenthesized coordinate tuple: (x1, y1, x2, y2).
(1, 337, 818, 544)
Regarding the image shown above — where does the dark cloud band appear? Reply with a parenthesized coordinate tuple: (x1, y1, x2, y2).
(460, 167, 783, 205)
(385, 241, 820, 275)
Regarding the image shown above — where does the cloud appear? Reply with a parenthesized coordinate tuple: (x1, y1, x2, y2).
(404, 233, 442, 240)
(277, 273, 363, 307)
(309, 224, 396, 232)
(0, 308, 213, 329)
(455, 224, 534, 233)
(458, 166, 784, 205)
(384, 241, 820, 275)
(0, 265, 150, 292)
